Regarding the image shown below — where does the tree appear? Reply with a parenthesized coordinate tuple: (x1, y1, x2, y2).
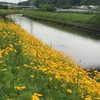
(0, 5, 8, 9)
(39, 4, 56, 11)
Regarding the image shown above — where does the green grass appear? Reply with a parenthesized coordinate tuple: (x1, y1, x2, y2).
(0, 9, 100, 25)
(0, 9, 22, 18)
(23, 10, 100, 25)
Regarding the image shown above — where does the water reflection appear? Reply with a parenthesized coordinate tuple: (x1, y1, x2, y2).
(7, 14, 100, 69)
(37, 20, 100, 41)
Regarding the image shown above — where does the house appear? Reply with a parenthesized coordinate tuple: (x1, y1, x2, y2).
(89, 5, 97, 9)
(80, 5, 88, 9)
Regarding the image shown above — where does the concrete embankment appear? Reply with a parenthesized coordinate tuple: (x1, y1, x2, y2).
(71, 22, 100, 33)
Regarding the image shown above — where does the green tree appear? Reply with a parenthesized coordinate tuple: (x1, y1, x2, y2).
(0, 5, 8, 9)
(0, 5, 3, 9)
(2, 5, 8, 9)
(39, 4, 56, 11)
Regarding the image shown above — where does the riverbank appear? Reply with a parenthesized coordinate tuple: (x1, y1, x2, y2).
(0, 9, 100, 33)
(22, 10, 100, 33)
(0, 9, 22, 18)
(1, 10, 100, 100)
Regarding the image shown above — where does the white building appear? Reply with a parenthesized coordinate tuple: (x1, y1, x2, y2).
(80, 5, 88, 9)
(89, 5, 98, 9)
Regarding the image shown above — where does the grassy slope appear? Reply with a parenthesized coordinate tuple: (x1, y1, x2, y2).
(23, 10, 100, 25)
(0, 10, 100, 100)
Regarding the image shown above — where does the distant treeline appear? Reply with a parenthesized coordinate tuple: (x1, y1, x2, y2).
(0, 4, 8, 9)
(18, 0, 100, 8)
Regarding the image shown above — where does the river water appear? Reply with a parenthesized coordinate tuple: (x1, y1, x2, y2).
(7, 14, 100, 69)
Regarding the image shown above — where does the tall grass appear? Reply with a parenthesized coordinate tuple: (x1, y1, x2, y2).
(0, 12, 100, 100)
(22, 10, 100, 25)
(0, 9, 22, 18)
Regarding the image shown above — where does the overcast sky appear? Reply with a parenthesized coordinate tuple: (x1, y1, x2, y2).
(0, 0, 27, 3)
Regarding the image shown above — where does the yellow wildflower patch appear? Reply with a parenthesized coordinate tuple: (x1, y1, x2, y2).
(0, 13, 100, 100)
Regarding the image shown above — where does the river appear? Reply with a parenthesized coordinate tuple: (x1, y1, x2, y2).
(7, 14, 100, 69)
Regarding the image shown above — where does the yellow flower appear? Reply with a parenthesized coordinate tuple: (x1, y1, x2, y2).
(23, 64, 28, 68)
(61, 84, 66, 88)
(0, 50, 4, 58)
(30, 75, 34, 78)
(34, 93, 42, 96)
(14, 86, 26, 91)
(32, 95, 39, 100)
(13, 49, 17, 53)
(16, 66, 20, 69)
(9, 44, 13, 48)
(49, 77, 52, 81)
(0, 61, 4, 63)
(37, 94, 42, 97)
(2, 68, 7, 71)
(67, 89, 72, 93)
(85, 98, 92, 100)
(17, 78, 20, 82)
(85, 95, 92, 100)
(32, 93, 42, 100)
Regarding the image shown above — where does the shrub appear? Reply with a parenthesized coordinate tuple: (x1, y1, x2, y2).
(39, 4, 56, 11)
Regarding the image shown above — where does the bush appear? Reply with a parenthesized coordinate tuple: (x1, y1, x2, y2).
(3, 5, 8, 9)
(0, 5, 8, 9)
(39, 4, 56, 11)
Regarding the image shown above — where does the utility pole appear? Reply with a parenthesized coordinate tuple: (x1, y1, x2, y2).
(29, 0, 36, 9)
